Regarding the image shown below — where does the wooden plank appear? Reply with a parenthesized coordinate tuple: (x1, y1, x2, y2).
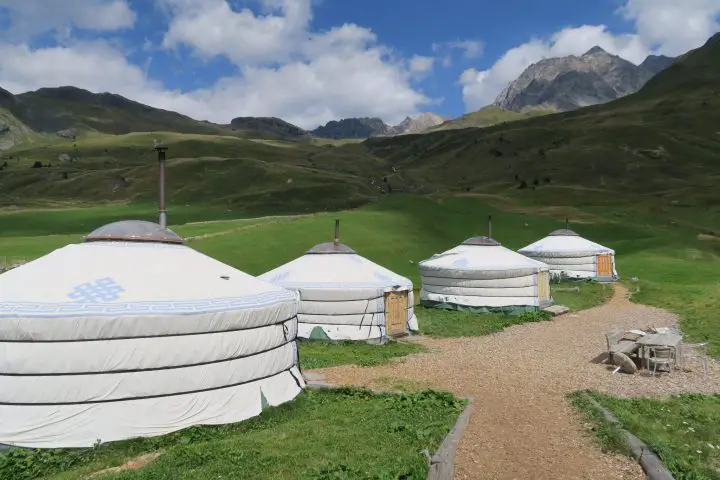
(596, 254, 613, 276)
(537, 271, 550, 300)
(384, 291, 408, 336)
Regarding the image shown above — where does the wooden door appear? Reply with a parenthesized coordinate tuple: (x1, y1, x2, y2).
(537, 271, 550, 300)
(596, 255, 613, 277)
(384, 290, 408, 337)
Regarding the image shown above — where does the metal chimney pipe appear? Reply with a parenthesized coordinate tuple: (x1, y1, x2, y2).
(488, 214, 492, 238)
(334, 218, 340, 245)
(154, 145, 168, 229)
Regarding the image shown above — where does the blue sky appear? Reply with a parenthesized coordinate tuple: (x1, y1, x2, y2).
(0, 0, 718, 128)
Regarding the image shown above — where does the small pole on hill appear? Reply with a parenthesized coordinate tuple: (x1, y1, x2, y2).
(334, 219, 340, 246)
(154, 143, 168, 229)
(565, 217, 569, 230)
(488, 214, 492, 238)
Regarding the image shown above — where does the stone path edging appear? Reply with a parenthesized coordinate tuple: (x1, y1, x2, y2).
(583, 394, 676, 480)
(303, 373, 473, 480)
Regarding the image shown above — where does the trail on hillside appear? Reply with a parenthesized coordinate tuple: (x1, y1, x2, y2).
(315, 285, 720, 480)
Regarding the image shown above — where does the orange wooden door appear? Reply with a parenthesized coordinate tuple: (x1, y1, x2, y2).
(596, 255, 613, 277)
(384, 291, 408, 337)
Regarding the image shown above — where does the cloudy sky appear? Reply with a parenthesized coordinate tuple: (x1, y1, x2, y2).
(0, 0, 718, 129)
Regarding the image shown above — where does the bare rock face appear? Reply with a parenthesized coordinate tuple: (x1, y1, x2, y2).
(390, 112, 447, 135)
(312, 113, 448, 139)
(493, 47, 675, 112)
(312, 117, 391, 139)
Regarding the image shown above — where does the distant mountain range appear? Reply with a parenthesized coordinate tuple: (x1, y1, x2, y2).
(0, 46, 679, 149)
(493, 47, 675, 112)
(310, 112, 447, 139)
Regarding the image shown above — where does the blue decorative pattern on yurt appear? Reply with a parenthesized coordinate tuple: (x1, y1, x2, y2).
(452, 257, 470, 268)
(67, 277, 125, 303)
(266, 271, 291, 284)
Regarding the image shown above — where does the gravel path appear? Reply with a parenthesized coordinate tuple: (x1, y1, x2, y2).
(315, 285, 720, 480)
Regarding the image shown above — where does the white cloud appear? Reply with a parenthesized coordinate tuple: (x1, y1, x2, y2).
(0, 0, 135, 41)
(0, 0, 431, 130)
(460, 0, 720, 111)
(446, 40, 485, 59)
(431, 39, 484, 67)
(161, 0, 312, 65)
(409, 55, 435, 75)
(618, 0, 720, 56)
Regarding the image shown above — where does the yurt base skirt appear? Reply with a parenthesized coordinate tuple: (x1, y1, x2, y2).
(297, 319, 420, 342)
(299, 323, 388, 342)
(550, 269, 618, 282)
(420, 292, 552, 314)
(0, 367, 305, 449)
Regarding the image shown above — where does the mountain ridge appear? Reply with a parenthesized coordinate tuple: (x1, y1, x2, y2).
(493, 47, 676, 112)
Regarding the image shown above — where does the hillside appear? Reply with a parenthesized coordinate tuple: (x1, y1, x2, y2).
(427, 105, 555, 131)
(493, 47, 675, 112)
(0, 87, 310, 141)
(229, 117, 310, 140)
(363, 33, 720, 205)
(0, 130, 393, 212)
(0, 108, 41, 150)
(1, 33, 718, 213)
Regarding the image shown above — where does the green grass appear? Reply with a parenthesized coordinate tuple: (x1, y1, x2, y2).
(298, 340, 426, 370)
(571, 391, 720, 480)
(1, 194, 718, 355)
(0, 388, 467, 480)
(568, 392, 629, 456)
(551, 281, 614, 311)
(428, 105, 556, 131)
(417, 281, 613, 338)
(417, 308, 552, 338)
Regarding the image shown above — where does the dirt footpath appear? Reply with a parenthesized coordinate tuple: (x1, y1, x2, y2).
(315, 285, 720, 480)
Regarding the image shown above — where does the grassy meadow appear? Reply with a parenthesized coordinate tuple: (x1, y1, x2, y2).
(0, 388, 467, 480)
(2, 193, 718, 352)
(1, 191, 719, 480)
(572, 392, 720, 480)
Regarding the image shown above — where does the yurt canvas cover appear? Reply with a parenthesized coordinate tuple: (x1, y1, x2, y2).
(260, 231, 418, 341)
(517, 229, 618, 281)
(419, 236, 552, 313)
(0, 221, 304, 448)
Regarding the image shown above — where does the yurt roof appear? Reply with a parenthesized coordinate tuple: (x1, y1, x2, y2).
(419, 240, 549, 273)
(518, 230, 614, 256)
(85, 220, 184, 245)
(0, 222, 296, 317)
(260, 250, 412, 288)
(306, 241, 357, 254)
(461, 236, 501, 246)
(548, 229, 579, 237)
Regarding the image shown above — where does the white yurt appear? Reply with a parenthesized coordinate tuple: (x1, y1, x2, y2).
(419, 227, 553, 312)
(259, 220, 419, 342)
(518, 225, 617, 281)
(0, 220, 304, 449)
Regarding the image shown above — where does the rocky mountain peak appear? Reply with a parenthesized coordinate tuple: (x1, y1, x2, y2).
(390, 112, 446, 135)
(493, 48, 676, 112)
(582, 46, 608, 56)
(311, 112, 447, 139)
